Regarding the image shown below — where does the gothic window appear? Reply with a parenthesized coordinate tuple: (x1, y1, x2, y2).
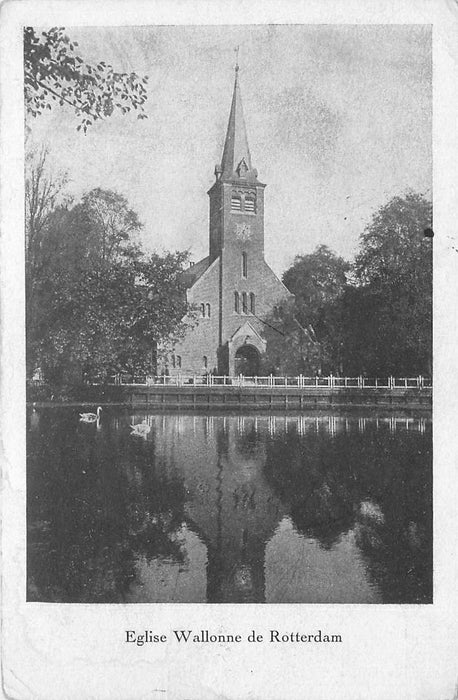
(245, 195, 256, 213)
(234, 291, 240, 313)
(250, 292, 256, 314)
(206, 303, 211, 318)
(242, 252, 248, 278)
(242, 292, 248, 313)
(203, 355, 208, 369)
(177, 355, 182, 369)
(200, 303, 205, 317)
(231, 194, 242, 211)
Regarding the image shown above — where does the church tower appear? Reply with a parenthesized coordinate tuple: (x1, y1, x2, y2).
(208, 65, 266, 264)
(161, 63, 293, 377)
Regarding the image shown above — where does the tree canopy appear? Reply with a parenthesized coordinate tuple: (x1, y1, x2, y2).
(282, 245, 350, 374)
(24, 27, 148, 132)
(346, 192, 432, 376)
(26, 153, 189, 384)
(282, 192, 432, 376)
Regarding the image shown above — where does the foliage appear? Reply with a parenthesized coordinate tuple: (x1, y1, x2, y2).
(281, 193, 432, 376)
(24, 27, 148, 132)
(260, 301, 320, 376)
(25, 164, 189, 383)
(282, 245, 350, 374)
(345, 192, 432, 375)
(283, 244, 349, 328)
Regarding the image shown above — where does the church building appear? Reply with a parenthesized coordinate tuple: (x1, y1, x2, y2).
(161, 66, 296, 377)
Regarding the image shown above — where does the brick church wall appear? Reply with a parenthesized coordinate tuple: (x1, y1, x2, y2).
(166, 257, 220, 376)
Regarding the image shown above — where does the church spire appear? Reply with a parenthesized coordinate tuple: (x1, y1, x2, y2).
(219, 62, 255, 181)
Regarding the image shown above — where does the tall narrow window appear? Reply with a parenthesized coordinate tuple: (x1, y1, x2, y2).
(242, 292, 248, 313)
(231, 195, 242, 211)
(234, 291, 240, 313)
(245, 195, 256, 213)
(200, 303, 205, 317)
(242, 252, 247, 278)
(206, 303, 211, 318)
(250, 293, 256, 314)
(172, 354, 176, 369)
(203, 355, 208, 369)
(177, 355, 182, 368)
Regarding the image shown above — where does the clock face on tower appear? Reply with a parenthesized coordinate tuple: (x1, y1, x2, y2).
(235, 223, 252, 242)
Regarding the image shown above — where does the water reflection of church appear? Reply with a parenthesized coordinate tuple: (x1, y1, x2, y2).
(125, 414, 429, 604)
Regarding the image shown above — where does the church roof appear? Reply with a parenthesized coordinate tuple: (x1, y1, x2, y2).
(180, 256, 210, 288)
(219, 67, 256, 182)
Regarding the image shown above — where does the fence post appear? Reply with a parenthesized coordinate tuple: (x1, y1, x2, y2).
(270, 374, 273, 387)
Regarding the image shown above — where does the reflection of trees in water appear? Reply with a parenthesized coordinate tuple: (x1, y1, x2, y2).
(234, 421, 265, 459)
(27, 410, 187, 602)
(264, 423, 432, 602)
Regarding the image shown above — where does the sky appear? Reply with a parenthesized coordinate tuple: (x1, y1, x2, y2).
(27, 24, 432, 276)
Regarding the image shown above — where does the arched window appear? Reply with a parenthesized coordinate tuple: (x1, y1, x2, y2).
(250, 292, 256, 314)
(242, 292, 248, 313)
(242, 252, 247, 278)
(245, 195, 256, 213)
(234, 291, 240, 313)
(231, 194, 242, 211)
(203, 355, 208, 369)
(172, 354, 176, 369)
(206, 303, 211, 318)
(176, 355, 182, 369)
(200, 303, 205, 317)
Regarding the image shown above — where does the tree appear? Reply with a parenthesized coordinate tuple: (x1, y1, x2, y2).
(25, 146, 69, 271)
(26, 187, 190, 384)
(24, 27, 148, 132)
(344, 192, 432, 376)
(282, 245, 350, 373)
(260, 301, 320, 376)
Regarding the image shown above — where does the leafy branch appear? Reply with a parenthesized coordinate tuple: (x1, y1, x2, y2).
(24, 27, 149, 133)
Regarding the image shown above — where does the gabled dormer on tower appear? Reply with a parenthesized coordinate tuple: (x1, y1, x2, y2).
(208, 66, 266, 262)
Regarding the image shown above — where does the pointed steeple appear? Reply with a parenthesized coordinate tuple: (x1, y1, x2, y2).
(219, 66, 255, 182)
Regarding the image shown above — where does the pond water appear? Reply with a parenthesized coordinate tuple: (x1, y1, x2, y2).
(27, 409, 432, 604)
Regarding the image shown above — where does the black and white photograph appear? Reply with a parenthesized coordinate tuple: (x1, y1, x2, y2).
(2, 2, 458, 699)
(25, 23, 433, 605)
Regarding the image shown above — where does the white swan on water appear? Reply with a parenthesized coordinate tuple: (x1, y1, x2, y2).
(79, 406, 102, 423)
(130, 419, 151, 437)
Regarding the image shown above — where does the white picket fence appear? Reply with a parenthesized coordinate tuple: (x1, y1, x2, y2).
(110, 374, 431, 389)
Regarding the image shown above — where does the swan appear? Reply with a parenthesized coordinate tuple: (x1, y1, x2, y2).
(80, 406, 102, 423)
(130, 419, 151, 437)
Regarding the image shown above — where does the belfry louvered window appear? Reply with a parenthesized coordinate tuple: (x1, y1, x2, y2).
(231, 195, 242, 211)
(245, 196, 256, 212)
(242, 292, 248, 313)
(250, 293, 256, 314)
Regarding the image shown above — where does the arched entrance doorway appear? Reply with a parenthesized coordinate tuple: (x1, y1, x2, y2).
(234, 345, 260, 376)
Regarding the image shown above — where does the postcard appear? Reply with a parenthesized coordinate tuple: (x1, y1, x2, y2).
(1, 1, 457, 698)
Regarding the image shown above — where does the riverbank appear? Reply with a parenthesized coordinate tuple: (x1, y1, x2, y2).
(27, 383, 432, 411)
